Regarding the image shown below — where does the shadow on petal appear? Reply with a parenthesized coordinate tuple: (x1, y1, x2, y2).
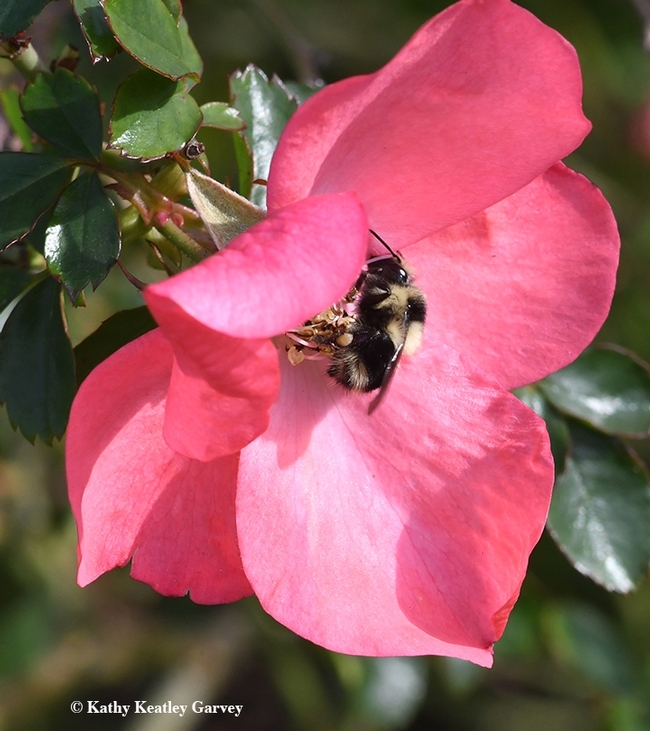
(261, 352, 337, 469)
(131, 451, 252, 604)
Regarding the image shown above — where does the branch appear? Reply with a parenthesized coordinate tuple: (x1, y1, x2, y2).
(0, 39, 48, 81)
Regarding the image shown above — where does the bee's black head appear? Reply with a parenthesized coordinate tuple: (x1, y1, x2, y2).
(365, 257, 410, 285)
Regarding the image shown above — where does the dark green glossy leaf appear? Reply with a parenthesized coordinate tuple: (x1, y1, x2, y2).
(20, 68, 103, 160)
(230, 65, 298, 206)
(540, 346, 650, 437)
(0, 277, 75, 443)
(231, 128, 253, 202)
(284, 80, 325, 105)
(0, 153, 71, 250)
(200, 101, 244, 131)
(44, 172, 120, 300)
(109, 68, 202, 159)
(71, 0, 120, 62)
(0, 88, 33, 151)
(74, 306, 156, 385)
(103, 0, 202, 81)
(548, 422, 650, 593)
(514, 385, 570, 474)
(25, 204, 53, 255)
(0, 267, 32, 311)
(0, 0, 51, 39)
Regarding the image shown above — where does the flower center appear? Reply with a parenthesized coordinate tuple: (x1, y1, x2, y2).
(285, 285, 359, 366)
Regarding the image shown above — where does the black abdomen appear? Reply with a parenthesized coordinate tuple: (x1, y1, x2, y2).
(327, 322, 396, 392)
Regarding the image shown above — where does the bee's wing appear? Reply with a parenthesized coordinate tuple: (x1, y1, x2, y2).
(368, 340, 404, 415)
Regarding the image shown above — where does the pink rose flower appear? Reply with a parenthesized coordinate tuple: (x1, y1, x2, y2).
(66, 0, 619, 666)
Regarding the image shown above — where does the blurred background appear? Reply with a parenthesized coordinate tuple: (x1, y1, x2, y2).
(2, 0, 650, 728)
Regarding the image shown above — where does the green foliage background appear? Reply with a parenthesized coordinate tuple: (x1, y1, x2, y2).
(3, 0, 650, 729)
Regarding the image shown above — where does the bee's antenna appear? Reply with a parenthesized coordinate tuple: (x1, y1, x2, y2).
(369, 229, 400, 259)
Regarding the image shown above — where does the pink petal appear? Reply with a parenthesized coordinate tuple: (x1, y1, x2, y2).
(410, 163, 620, 389)
(236, 339, 553, 664)
(145, 192, 369, 461)
(268, 0, 589, 248)
(145, 192, 369, 339)
(267, 75, 369, 215)
(162, 320, 280, 461)
(66, 329, 252, 603)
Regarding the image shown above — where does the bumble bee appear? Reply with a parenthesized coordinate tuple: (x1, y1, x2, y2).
(326, 231, 426, 412)
(286, 231, 426, 413)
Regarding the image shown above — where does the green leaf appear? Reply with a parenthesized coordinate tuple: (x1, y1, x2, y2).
(0, 0, 51, 39)
(231, 129, 253, 202)
(160, 0, 182, 21)
(71, 0, 120, 62)
(178, 17, 202, 86)
(109, 68, 202, 159)
(0, 267, 32, 311)
(20, 68, 103, 161)
(283, 80, 325, 105)
(0, 88, 34, 151)
(540, 346, 650, 437)
(25, 204, 53, 255)
(0, 153, 71, 250)
(548, 421, 650, 593)
(74, 306, 156, 385)
(230, 65, 298, 206)
(200, 101, 244, 131)
(514, 385, 570, 474)
(44, 172, 120, 300)
(103, 0, 202, 81)
(0, 277, 75, 443)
